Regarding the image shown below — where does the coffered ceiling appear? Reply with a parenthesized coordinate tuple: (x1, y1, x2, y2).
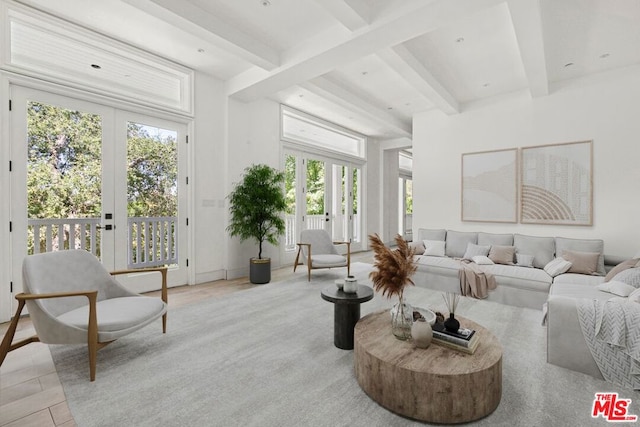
(14, 0, 640, 139)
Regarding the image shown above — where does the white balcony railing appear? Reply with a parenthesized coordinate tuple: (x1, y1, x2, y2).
(28, 216, 177, 269)
(284, 213, 360, 251)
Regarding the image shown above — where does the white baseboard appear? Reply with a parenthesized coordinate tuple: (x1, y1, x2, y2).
(194, 270, 226, 284)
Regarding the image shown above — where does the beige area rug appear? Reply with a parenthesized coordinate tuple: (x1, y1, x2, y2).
(50, 262, 639, 426)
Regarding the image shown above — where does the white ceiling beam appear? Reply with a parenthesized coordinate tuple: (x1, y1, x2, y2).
(227, 0, 504, 102)
(121, 0, 280, 70)
(302, 77, 412, 137)
(378, 45, 459, 115)
(312, 0, 370, 31)
(507, 0, 548, 97)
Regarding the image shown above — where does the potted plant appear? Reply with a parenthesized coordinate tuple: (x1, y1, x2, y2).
(227, 164, 287, 284)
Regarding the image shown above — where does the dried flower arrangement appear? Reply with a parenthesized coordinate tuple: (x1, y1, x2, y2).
(369, 233, 417, 299)
(369, 233, 418, 339)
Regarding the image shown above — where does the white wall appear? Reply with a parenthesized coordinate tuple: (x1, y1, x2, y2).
(225, 98, 282, 279)
(412, 67, 640, 257)
(192, 71, 228, 284)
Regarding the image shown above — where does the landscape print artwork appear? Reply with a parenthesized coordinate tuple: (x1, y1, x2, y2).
(520, 141, 592, 225)
(462, 148, 517, 223)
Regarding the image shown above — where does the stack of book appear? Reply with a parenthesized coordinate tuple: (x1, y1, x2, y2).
(431, 322, 480, 354)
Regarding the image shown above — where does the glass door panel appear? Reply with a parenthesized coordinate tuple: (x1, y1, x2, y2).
(284, 154, 297, 251)
(331, 164, 346, 242)
(352, 166, 362, 244)
(305, 159, 326, 230)
(126, 122, 178, 269)
(26, 101, 105, 258)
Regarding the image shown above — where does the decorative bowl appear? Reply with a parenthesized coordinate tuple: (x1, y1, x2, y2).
(412, 307, 437, 325)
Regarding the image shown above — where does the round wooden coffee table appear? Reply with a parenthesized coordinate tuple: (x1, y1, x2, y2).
(354, 310, 502, 424)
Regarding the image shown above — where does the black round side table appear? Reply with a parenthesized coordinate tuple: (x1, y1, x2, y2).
(321, 285, 374, 350)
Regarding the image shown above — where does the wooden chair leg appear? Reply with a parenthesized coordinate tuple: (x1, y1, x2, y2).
(0, 300, 27, 366)
(307, 262, 311, 281)
(293, 247, 301, 272)
(87, 294, 98, 382)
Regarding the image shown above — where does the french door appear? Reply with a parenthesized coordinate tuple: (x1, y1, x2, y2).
(283, 150, 363, 265)
(7, 86, 189, 316)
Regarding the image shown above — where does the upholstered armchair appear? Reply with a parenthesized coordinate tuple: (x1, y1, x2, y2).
(0, 250, 168, 381)
(294, 229, 351, 281)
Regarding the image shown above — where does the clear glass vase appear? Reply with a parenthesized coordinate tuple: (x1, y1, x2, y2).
(390, 296, 413, 340)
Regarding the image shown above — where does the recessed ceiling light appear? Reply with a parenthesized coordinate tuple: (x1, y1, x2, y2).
(90, 64, 101, 69)
(599, 53, 610, 59)
(564, 62, 574, 68)
(455, 37, 465, 43)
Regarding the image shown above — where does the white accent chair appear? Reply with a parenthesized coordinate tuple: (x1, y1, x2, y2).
(0, 250, 168, 381)
(294, 229, 351, 281)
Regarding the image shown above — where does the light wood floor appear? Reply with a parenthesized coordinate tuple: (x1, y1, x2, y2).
(0, 253, 373, 426)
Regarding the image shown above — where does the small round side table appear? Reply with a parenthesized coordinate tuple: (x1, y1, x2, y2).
(321, 285, 374, 350)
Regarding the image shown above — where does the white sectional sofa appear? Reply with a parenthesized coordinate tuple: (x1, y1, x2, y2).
(411, 228, 640, 388)
(411, 228, 623, 311)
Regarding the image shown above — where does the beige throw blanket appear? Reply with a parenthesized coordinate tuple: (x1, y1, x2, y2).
(458, 260, 496, 299)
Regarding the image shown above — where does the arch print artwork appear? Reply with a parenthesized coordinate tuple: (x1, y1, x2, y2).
(520, 141, 593, 226)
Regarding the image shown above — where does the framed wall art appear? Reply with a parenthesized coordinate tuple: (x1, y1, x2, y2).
(520, 140, 593, 225)
(461, 148, 517, 223)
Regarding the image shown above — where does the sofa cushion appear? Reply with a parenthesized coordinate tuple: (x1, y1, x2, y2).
(417, 228, 446, 241)
(555, 237, 605, 276)
(611, 268, 640, 288)
(478, 232, 514, 247)
(553, 273, 605, 286)
(57, 296, 166, 332)
(489, 245, 516, 265)
(445, 231, 478, 258)
(549, 282, 611, 301)
(544, 258, 572, 277)
(605, 258, 640, 282)
(561, 250, 600, 275)
(462, 243, 490, 260)
(596, 281, 636, 297)
(514, 234, 555, 269)
(423, 240, 446, 257)
(516, 253, 535, 268)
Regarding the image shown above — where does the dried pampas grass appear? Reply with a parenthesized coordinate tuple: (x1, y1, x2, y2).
(369, 233, 417, 299)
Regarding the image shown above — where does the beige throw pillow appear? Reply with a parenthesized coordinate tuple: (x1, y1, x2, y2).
(605, 258, 640, 282)
(561, 250, 600, 275)
(409, 241, 425, 255)
(488, 245, 515, 265)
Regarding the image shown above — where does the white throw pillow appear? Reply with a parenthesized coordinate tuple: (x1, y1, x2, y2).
(462, 243, 490, 260)
(596, 280, 636, 297)
(612, 267, 640, 288)
(472, 255, 494, 265)
(423, 240, 446, 257)
(543, 258, 572, 277)
(516, 253, 535, 268)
